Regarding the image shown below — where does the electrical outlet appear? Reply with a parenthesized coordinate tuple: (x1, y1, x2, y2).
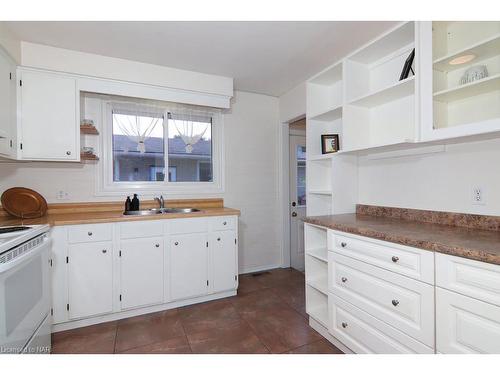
(472, 187, 485, 205)
(56, 190, 69, 200)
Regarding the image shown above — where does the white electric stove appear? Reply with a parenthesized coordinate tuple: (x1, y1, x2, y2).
(0, 224, 52, 354)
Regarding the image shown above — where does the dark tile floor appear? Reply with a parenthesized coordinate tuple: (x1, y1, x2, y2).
(51, 268, 343, 354)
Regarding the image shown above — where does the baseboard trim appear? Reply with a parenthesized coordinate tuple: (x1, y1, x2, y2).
(52, 290, 236, 333)
(309, 317, 353, 354)
(239, 264, 282, 275)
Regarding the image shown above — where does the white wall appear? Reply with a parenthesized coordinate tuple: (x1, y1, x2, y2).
(20, 42, 233, 97)
(358, 138, 500, 216)
(279, 82, 306, 123)
(0, 90, 281, 273)
(0, 23, 21, 63)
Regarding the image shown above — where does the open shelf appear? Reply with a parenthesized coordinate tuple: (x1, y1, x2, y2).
(308, 153, 336, 161)
(347, 76, 415, 108)
(433, 73, 500, 103)
(309, 105, 342, 121)
(433, 34, 500, 72)
(306, 247, 328, 262)
(308, 190, 333, 196)
(80, 125, 99, 135)
(306, 285, 329, 327)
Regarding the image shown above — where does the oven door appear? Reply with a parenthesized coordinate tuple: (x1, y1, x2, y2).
(0, 235, 51, 354)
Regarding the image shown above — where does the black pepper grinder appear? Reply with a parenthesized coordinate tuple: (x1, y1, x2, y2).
(125, 196, 132, 212)
(131, 194, 140, 211)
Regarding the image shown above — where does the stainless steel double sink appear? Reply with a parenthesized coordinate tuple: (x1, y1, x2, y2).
(123, 207, 201, 216)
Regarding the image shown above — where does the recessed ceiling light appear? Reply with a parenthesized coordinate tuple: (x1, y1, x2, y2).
(449, 54, 476, 65)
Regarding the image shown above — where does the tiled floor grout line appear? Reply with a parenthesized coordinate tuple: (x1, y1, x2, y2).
(228, 293, 273, 354)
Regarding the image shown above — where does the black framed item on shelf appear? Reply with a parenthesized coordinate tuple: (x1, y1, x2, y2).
(321, 134, 340, 154)
(399, 48, 415, 80)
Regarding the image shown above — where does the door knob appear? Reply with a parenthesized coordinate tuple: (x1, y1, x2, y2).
(292, 212, 297, 217)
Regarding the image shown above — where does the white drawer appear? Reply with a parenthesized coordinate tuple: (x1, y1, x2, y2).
(436, 253, 500, 307)
(119, 220, 164, 239)
(329, 252, 435, 347)
(436, 287, 500, 354)
(68, 223, 113, 243)
(329, 294, 434, 354)
(209, 216, 237, 231)
(168, 217, 208, 234)
(329, 231, 434, 284)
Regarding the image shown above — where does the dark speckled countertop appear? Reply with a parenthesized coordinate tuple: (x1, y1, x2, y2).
(304, 206, 500, 266)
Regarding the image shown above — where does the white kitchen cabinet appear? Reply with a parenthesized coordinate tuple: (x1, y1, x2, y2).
(0, 47, 15, 156)
(436, 287, 500, 354)
(170, 233, 209, 300)
(67, 241, 113, 320)
(120, 237, 164, 310)
(210, 231, 238, 293)
(18, 69, 79, 161)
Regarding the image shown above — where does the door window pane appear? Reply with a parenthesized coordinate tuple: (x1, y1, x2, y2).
(297, 145, 306, 206)
(167, 115, 213, 182)
(112, 112, 164, 182)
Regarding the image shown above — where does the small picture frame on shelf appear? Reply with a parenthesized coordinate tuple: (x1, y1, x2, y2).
(399, 48, 415, 81)
(321, 134, 339, 154)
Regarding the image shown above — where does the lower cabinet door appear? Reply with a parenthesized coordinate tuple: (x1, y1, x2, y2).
(68, 241, 113, 320)
(329, 294, 434, 354)
(170, 233, 208, 300)
(436, 287, 500, 353)
(210, 231, 237, 293)
(120, 237, 164, 310)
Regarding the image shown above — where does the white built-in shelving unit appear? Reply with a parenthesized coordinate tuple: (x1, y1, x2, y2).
(417, 21, 500, 141)
(304, 224, 329, 327)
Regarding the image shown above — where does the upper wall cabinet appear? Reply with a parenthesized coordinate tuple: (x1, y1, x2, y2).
(420, 21, 500, 141)
(18, 69, 80, 161)
(0, 48, 16, 157)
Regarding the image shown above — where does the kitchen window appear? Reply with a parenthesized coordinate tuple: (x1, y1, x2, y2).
(96, 97, 223, 195)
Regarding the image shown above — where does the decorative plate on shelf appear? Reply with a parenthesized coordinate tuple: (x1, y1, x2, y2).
(0, 187, 48, 218)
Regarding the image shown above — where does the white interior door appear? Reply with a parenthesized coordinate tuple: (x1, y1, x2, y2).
(289, 134, 306, 271)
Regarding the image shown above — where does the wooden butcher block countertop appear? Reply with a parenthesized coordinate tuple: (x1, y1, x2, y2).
(0, 198, 240, 227)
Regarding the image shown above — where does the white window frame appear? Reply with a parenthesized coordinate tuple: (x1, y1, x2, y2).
(95, 99, 224, 196)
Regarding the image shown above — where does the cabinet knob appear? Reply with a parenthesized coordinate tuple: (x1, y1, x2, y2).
(217, 237, 221, 241)
(66, 151, 71, 156)
(102, 249, 107, 254)
(391, 256, 399, 263)
(341, 242, 347, 248)
(174, 241, 179, 246)
(88, 231, 93, 236)
(223, 221, 227, 225)
(341, 277, 348, 283)
(392, 299, 400, 307)
(341, 322, 348, 329)
(155, 243, 160, 247)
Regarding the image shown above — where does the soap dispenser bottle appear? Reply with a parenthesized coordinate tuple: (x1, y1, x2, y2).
(125, 196, 132, 212)
(131, 194, 140, 211)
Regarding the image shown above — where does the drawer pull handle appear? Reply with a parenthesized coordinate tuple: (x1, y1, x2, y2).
(341, 322, 348, 328)
(391, 256, 399, 263)
(155, 243, 160, 248)
(340, 242, 347, 248)
(102, 249, 107, 254)
(88, 232, 93, 236)
(174, 242, 179, 246)
(223, 221, 227, 225)
(341, 277, 347, 283)
(392, 299, 400, 307)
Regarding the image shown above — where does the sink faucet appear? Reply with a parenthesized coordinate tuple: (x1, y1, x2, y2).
(154, 195, 165, 209)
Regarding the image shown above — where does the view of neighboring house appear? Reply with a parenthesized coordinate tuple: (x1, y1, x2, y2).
(112, 134, 212, 182)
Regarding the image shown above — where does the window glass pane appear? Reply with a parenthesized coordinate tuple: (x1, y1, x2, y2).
(297, 145, 306, 206)
(167, 115, 213, 182)
(112, 112, 164, 182)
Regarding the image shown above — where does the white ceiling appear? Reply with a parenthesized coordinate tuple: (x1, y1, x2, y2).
(4, 21, 398, 96)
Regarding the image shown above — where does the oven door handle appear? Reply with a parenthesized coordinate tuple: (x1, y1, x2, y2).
(0, 236, 51, 274)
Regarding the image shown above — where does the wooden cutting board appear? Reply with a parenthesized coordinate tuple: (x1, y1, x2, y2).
(1, 187, 48, 218)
